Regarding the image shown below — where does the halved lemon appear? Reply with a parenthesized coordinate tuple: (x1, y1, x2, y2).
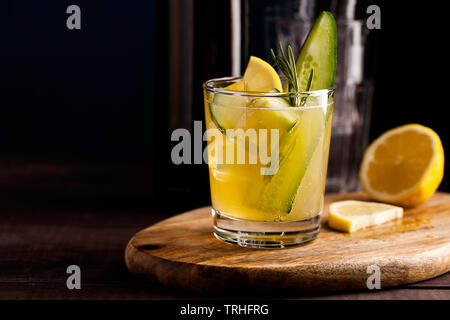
(328, 200, 403, 233)
(359, 124, 444, 207)
(243, 56, 282, 92)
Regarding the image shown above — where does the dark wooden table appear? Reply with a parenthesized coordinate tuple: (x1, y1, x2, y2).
(1, 160, 449, 300)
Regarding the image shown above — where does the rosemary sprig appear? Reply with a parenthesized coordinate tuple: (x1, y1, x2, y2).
(270, 42, 314, 107)
(270, 43, 298, 106)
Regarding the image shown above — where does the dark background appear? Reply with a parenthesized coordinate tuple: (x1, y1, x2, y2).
(0, 0, 448, 216)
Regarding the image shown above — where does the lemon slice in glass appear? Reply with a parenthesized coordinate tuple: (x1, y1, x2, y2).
(243, 56, 282, 92)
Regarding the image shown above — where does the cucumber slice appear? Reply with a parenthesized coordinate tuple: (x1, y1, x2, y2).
(257, 107, 325, 214)
(253, 12, 336, 215)
(296, 11, 337, 91)
(210, 94, 298, 132)
(209, 92, 249, 131)
(249, 97, 298, 132)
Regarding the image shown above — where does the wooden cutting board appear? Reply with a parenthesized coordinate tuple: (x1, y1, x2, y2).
(125, 192, 450, 293)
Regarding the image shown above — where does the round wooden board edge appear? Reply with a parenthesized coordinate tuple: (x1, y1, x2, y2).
(124, 193, 450, 294)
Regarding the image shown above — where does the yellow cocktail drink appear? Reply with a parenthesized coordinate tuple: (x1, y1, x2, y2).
(202, 12, 336, 247)
(203, 77, 334, 247)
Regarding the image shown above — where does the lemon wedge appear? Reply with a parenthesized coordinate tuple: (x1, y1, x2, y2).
(243, 56, 282, 92)
(225, 81, 245, 91)
(359, 124, 444, 207)
(328, 200, 403, 233)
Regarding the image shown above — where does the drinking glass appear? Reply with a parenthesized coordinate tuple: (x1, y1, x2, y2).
(203, 76, 334, 248)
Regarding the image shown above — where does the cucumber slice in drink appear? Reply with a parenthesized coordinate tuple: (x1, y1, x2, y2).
(257, 107, 325, 214)
(296, 11, 337, 91)
(209, 92, 249, 132)
(210, 94, 297, 132)
(254, 12, 336, 215)
(249, 97, 298, 131)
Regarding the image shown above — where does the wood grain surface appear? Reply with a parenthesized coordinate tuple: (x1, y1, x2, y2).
(125, 192, 450, 294)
